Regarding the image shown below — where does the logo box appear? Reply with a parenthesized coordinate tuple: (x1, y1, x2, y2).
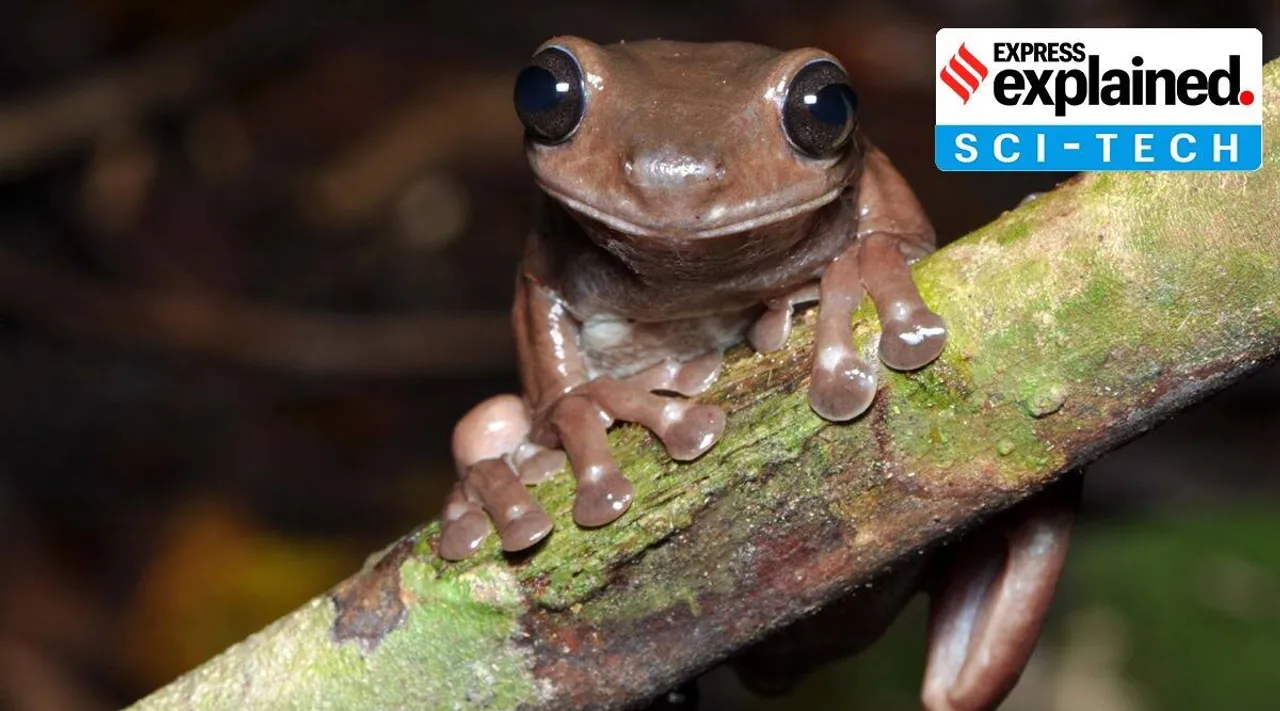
(935, 28, 1263, 172)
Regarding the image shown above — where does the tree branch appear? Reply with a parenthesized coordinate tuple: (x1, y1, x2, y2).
(124, 61, 1280, 711)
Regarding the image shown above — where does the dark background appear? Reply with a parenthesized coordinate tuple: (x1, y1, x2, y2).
(0, 1, 1277, 709)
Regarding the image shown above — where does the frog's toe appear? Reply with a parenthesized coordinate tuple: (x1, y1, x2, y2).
(656, 402, 725, 461)
(748, 306, 793, 353)
(459, 457, 554, 552)
(667, 351, 724, 396)
(624, 351, 724, 396)
(546, 393, 636, 528)
(439, 514, 491, 560)
(499, 507, 555, 552)
(573, 465, 636, 527)
(439, 487, 492, 561)
(880, 310, 947, 371)
(809, 346, 877, 421)
(514, 444, 567, 484)
(585, 378, 725, 461)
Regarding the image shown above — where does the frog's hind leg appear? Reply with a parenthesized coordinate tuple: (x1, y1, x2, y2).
(921, 476, 1081, 711)
(438, 481, 491, 561)
(861, 232, 948, 371)
(438, 394, 555, 560)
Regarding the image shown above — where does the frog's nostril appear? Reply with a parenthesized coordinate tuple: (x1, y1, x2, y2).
(626, 146, 724, 190)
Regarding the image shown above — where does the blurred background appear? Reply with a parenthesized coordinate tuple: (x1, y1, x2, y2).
(0, 1, 1276, 709)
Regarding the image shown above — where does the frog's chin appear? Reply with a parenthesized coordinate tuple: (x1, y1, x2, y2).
(540, 185, 843, 240)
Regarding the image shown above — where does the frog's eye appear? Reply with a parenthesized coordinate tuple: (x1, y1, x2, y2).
(514, 47, 586, 144)
(782, 60, 859, 159)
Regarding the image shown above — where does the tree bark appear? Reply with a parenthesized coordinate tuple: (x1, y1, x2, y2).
(125, 60, 1280, 711)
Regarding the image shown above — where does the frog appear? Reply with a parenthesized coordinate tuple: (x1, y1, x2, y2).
(439, 35, 949, 555)
(435, 36, 1078, 711)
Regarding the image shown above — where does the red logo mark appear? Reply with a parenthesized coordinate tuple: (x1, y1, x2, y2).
(940, 43, 989, 104)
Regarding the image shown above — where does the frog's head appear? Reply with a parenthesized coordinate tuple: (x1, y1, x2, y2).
(514, 36, 864, 247)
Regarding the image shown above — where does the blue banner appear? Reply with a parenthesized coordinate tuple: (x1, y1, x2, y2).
(935, 124, 1262, 171)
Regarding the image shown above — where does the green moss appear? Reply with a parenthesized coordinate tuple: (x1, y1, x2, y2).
(991, 216, 1032, 246)
(1017, 382, 1068, 418)
(490, 384, 833, 610)
(871, 353, 1056, 484)
(346, 561, 540, 708)
(129, 560, 544, 711)
(584, 424, 854, 625)
(1089, 172, 1114, 195)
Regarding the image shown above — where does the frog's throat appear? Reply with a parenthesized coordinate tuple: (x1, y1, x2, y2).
(539, 185, 843, 240)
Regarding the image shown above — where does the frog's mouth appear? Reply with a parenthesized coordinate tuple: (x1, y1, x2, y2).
(545, 185, 852, 281)
(539, 184, 844, 240)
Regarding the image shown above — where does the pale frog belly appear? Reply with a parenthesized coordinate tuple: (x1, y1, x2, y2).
(579, 306, 761, 380)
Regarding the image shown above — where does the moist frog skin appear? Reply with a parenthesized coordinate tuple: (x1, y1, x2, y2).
(443, 36, 947, 555)
(435, 36, 1075, 711)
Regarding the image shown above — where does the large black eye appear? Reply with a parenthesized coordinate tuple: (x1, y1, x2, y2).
(514, 47, 585, 143)
(782, 60, 859, 158)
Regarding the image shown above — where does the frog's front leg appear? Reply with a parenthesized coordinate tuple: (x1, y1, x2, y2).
(438, 271, 589, 560)
(861, 232, 948, 371)
(752, 149, 948, 421)
(747, 244, 895, 421)
(804, 233, 947, 421)
(855, 147, 948, 372)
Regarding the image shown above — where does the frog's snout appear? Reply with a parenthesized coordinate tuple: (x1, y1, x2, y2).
(623, 144, 726, 197)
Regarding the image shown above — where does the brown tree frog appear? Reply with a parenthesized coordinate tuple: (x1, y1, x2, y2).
(440, 36, 947, 555)
(436, 37, 1076, 711)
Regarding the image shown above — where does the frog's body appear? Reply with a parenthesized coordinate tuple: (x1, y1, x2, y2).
(436, 37, 1078, 711)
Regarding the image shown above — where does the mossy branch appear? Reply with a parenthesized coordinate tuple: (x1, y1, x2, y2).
(125, 61, 1280, 711)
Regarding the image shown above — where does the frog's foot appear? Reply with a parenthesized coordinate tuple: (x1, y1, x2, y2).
(861, 233, 948, 371)
(438, 394, 555, 560)
(810, 250, 877, 421)
(921, 478, 1080, 711)
(585, 379, 725, 462)
(550, 379, 726, 527)
(440, 459, 555, 561)
(438, 481, 491, 561)
(547, 393, 636, 527)
(748, 284, 819, 353)
(625, 350, 724, 396)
